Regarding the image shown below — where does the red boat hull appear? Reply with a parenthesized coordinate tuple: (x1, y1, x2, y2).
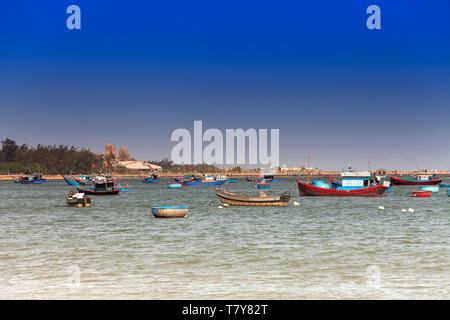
(297, 180, 388, 197)
(76, 187, 120, 195)
(411, 191, 432, 197)
(390, 177, 442, 185)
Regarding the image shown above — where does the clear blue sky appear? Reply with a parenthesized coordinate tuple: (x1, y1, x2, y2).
(1, 1, 449, 170)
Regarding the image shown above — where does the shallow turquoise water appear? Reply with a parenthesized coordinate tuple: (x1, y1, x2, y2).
(1, 179, 449, 299)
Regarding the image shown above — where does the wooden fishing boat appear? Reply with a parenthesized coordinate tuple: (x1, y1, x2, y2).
(297, 180, 388, 197)
(297, 171, 390, 197)
(411, 191, 432, 197)
(13, 174, 46, 184)
(142, 174, 159, 183)
(328, 175, 392, 192)
(66, 190, 91, 207)
(152, 206, 188, 218)
(447, 189, 450, 197)
(215, 189, 291, 206)
(390, 172, 442, 185)
(227, 178, 237, 183)
(62, 175, 80, 186)
(76, 179, 120, 195)
(439, 184, 450, 187)
(181, 174, 227, 186)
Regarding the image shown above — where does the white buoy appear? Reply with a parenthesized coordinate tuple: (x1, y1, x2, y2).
(218, 206, 223, 209)
(408, 208, 414, 213)
(293, 201, 300, 206)
(378, 206, 384, 210)
(401, 208, 407, 213)
(223, 203, 229, 207)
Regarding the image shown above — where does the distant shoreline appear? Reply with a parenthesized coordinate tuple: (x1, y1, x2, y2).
(2, 171, 450, 180)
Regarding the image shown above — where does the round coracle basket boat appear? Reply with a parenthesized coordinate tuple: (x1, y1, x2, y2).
(152, 206, 188, 218)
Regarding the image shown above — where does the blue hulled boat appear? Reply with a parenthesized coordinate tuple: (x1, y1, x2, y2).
(14, 174, 46, 184)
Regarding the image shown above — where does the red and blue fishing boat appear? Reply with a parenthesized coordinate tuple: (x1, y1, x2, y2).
(13, 174, 46, 184)
(328, 172, 392, 193)
(62, 175, 80, 186)
(390, 172, 442, 185)
(76, 179, 120, 195)
(298, 171, 390, 197)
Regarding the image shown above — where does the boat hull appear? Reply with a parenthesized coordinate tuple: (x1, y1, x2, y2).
(14, 179, 46, 184)
(142, 179, 159, 183)
(215, 189, 291, 206)
(182, 180, 227, 186)
(411, 191, 432, 197)
(76, 187, 120, 195)
(390, 176, 442, 185)
(297, 180, 387, 197)
(63, 176, 80, 186)
(167, 183, 182, 188)
(152, 206, 188, 218)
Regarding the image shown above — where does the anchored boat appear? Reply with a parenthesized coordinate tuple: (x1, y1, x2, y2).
(142, 174, 160, 183)
(152, 206, 188, 218)
(411, 191, 432, 197)
(181, 174, 227, 186)
(298, 171, 390, 197)
(390, 172, 442, 185)
(66, 190, 91, 207)
(76, 178, 120, 195)
(215, 189, 291, 206)
(13, 174, 46, 184)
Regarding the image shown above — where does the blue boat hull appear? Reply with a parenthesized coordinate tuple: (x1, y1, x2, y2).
(168, 183, 182, 188)
(63, 176, 80, 186)
(182, 180, 227, 186)
(14, 179, 46, 184)
(142, 179, 159, 183)
(420, 186, 440, 193)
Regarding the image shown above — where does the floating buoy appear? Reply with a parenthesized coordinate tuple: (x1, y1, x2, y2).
(218, 206, 223, 209)
(209, 202, 215, 206)
(223, 203, 229, 207)
(401, 208, 407, 213)
(408, 208, 414, 213)
(378, 206, 384, 210)
(293, 201, 300, 206)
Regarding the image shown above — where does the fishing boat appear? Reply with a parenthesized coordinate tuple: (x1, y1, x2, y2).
(439, 184, 450, 187)
(66, 190, 91, 207)
(76, 179, 120, 195)
(447, 189, 450, 197)
(328, 171, 392, 192)
(181, 174, 227, 186)
(390, 172, 442, 185)
(62, 175, 80, 186)
(215, 189, 291, 206)
(297, 171, 390, 197)
(152, 206, 188, 218)
(13, 174, 46, 184)
(142, 174, 159, 183)
(411, 191, 432, 197)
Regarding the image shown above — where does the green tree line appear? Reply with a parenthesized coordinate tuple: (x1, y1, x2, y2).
(0, 138, 102, 174)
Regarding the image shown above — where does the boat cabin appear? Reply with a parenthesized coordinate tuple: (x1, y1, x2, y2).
(339, 171, 372, 188)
